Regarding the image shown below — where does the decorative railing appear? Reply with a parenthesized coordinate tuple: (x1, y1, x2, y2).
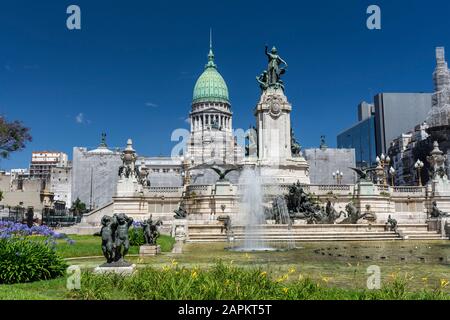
(315, 185, 351, 192)
(376, 185, 390, 193)
(187, 185, 210, 191)
(147, 187, 183, 194)
(392, 186, 426, 194)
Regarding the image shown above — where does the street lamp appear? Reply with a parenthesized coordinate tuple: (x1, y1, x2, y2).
(414, 159, 424, 186)
(332, 170, 344, 185)
(376, 154, 391, 186)
(389, 167, 396, 186)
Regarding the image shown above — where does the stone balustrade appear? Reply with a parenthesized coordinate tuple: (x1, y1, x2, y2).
(186, 185, 213, 196)
(146, 187, 184, 197)
(391, 186, 426, 195)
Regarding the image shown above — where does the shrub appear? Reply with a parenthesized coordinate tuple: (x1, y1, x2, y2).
(128, 227, 145, 247)
(0, 238, 67, 284)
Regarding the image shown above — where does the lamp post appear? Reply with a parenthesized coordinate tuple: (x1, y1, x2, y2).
(414, 159, 424, 186)
(376, 154, 391, 186)
(389, 167, 396, 186)
(332, 170, 344, 185)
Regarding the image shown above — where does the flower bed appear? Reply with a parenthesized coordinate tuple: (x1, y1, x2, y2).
(0, 222, 69, 284)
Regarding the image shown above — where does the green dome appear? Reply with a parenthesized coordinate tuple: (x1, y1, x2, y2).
(192, 49, 229, 104)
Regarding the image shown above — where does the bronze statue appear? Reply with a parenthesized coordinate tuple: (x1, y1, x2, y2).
(174, 201, 188, 219)
(113, 213, 133, 263)
(98, 213, 133, 266)
(323, 200, 345, 224)
(217, 215, 232, 235)
(291, 128, 302, 157)
(256, 45, 288, 91)
(339, 203, 367, 224)
(209, 166, 238, 181)
(142, 215, 163, 245)
(386, 215, 398, 231)
(430, 201, 450, 218)
(284, 182, 325, 223)
(100, 215, 115, 263)
(265, 45, 287, 87)
(349, 167, 376, 182)
(256, 71, 269, 91)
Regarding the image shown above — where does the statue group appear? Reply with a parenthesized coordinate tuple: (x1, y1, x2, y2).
(257, 45, 288, 91)
(267, 182, 368, 225)
(99, 213, 133, 266)
(99, 213, 162, 266)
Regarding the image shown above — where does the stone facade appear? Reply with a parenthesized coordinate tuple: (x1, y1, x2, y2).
(304, 147, 356, 185)
(0, 173, 48, 213)
(49, 166, 72, 207)
(71, 146, 122, 210)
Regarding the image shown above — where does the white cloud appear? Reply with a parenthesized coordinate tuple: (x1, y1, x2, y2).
(75, 113, 84, 124)
(145, 102, 158, 108)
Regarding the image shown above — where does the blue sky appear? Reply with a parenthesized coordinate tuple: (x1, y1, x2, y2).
(0, 0, 448, 169)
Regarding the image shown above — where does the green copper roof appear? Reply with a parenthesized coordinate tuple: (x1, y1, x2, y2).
(192, 48, 229, 104)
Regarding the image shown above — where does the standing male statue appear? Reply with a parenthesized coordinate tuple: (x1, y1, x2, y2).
(113, 213, 133, 263)
(99, 215, 115, 263)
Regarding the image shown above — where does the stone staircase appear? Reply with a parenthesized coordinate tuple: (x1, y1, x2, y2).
(187, 223, 443, 243)
(397, 224, 445, 240)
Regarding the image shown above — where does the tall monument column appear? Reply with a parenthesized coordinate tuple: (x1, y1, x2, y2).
(252, 46, 310, 184)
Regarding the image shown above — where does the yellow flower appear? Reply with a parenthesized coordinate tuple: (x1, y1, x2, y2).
(171, 259, 178, 266)
(224, 279, 231, 285)
(388, 273, 397, 279)
(321, 276, 331, 284)
(191, 271, 198, 279)
(245, 253, 251, 259)
(288, 267, 296, 274)
(282, 287, 289, 294)
(162, 265, 171, 272)
(421, 277, 428, 282)
(298, 274, 304, 281)
(440, 279, 449, 288)
(260, 271, 267, 278)
(276, 274, 288, 283)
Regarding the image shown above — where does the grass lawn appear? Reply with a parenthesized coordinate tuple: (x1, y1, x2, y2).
(56, 234, 175, 258)
(1, 262, 448, 300)
(0, 277, 68, 300)
(0, 240, 448, 300)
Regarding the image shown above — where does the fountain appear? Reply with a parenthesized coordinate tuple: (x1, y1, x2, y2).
(272, 195, 296, 250)
(231, 167, 276, 252)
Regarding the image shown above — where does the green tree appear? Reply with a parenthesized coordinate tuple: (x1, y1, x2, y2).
(0, 116, 32, 159)
(71, 198, 87, 216)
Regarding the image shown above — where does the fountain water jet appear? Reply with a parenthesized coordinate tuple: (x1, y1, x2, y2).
(231, 167, 276, 252)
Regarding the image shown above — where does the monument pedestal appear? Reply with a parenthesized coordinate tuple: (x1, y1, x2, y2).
(253, 87, 311, 185)
(94, 263, 136, 275)
(139, 245, 161, 257)
(172, 240, 184, 254)
(172, 219, 188, 241)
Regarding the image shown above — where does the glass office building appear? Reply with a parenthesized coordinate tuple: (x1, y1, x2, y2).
(337, 116, 377, 168)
